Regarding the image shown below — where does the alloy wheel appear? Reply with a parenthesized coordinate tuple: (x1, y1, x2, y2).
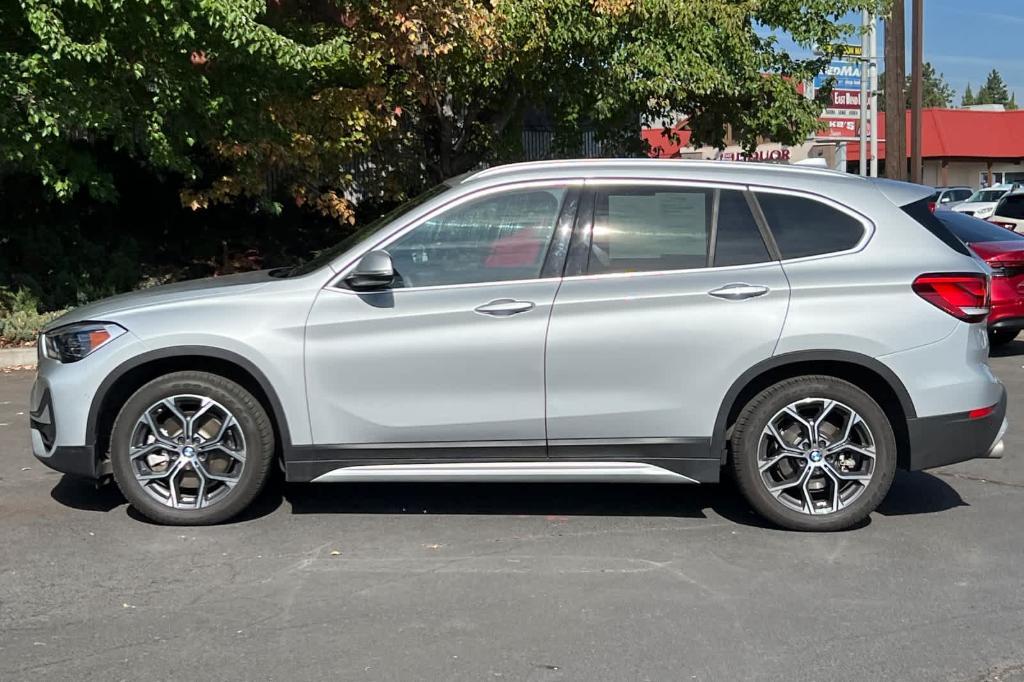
(128, 394, 247, 510)
(757, 398, 876, 516)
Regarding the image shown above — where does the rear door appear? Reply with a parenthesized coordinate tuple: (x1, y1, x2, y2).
(543, 180, 790, 464)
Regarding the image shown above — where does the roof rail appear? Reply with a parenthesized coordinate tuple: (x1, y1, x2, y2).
(463, 158, 856, 183)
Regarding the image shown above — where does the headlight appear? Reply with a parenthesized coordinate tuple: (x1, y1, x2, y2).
(42, 322, 126, 363)
(976, 207, 994, 218)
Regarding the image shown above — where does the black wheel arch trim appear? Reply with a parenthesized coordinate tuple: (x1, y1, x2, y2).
(85, 345, 293, 448)
(712, 349, 917, 462)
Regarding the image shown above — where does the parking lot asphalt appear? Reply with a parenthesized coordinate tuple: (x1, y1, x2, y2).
(2, 349, 1024, 682)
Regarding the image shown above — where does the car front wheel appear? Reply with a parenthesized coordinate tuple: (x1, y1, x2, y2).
(730, 376, 897, 532)
(109, 371, 274, 525)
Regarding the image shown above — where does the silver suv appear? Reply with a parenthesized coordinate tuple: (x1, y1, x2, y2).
(31, 160, 1008, 531)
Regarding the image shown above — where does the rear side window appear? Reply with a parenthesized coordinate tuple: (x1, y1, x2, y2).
(713, 190, 770, 267)
(754, 193, 865, 259)
(585, 187, 771, 275)
(900, 198, 972, 256)
(998, 195, 1024, 219)
(588, 186, 713, 274)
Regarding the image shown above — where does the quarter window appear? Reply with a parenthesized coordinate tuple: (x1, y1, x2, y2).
(385, 188, 565, 288)
(755, 193, 865, 259)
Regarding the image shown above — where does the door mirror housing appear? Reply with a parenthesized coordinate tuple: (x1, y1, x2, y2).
(345, 250, 395, 291)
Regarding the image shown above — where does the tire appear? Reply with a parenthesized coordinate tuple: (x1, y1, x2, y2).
(988, 329, 1019, 348)
(729, 375, 897, 532)
(109, 371, 274, 525)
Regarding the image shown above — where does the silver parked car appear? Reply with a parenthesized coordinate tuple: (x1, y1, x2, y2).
(31, 160, 1007, 531)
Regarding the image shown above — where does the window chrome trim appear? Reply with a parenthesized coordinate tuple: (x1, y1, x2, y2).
(583, 177, 875, 265)
(327, 179, 582, 293)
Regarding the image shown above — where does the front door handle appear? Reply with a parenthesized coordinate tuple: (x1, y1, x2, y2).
(708, 283, 770, 301)
(474, 299, 535, 317)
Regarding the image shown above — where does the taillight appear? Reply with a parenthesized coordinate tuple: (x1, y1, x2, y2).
(912, 273, 990, 322)
(928, 202, 937, 213)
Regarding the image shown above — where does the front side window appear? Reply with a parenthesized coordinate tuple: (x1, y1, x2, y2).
(755, 192, 865, 259)
(385, 188, 565, 288)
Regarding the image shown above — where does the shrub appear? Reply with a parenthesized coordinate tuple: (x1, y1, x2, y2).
(0, 287, 67, 345)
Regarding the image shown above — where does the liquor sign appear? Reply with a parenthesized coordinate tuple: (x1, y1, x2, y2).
(718, 148, 793, 162)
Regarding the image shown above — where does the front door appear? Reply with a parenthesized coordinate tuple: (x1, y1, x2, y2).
(304, 184, 577, 457)
(544, 181, 790, 465)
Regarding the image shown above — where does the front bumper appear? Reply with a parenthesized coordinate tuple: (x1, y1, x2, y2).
(905, 386, 1008, 470)
(31, 385, 105, 478)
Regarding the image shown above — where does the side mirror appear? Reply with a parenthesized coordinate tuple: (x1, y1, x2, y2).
(345, 250, 395, 291)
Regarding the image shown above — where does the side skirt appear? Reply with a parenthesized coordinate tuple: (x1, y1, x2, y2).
(284, 438, 719, 483)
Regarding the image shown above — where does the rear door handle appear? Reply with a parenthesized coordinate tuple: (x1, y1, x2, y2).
(474, 299, 535, 316)
(708, 283, 770, 301)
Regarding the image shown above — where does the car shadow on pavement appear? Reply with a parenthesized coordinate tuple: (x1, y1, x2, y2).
(48, 468, 966, 528)
(282, 469, 966, 529)
(875, 470, 968, 517)
(50, 475, 126, 513)
(990, 338, 1024, 357)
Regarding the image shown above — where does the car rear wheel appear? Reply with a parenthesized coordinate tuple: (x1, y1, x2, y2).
(988, 329, 1019, 348)
(109, 371, 274, 525)
(730, 376, 897, 532)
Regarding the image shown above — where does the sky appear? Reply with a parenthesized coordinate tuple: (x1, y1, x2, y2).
(770, 0, 1024, 104)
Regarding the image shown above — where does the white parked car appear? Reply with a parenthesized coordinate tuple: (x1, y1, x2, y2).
(988, 190, 1024, 231)
(952, 184, 1017, 220)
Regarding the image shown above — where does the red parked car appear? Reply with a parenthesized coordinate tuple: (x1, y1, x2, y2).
(938, 209, 1024, 347)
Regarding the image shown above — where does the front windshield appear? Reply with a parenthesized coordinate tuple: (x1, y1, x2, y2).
(279, 183, 450, 277)
(967, 189, 1006, 203)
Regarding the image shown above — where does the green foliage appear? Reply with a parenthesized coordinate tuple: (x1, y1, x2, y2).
(962, 83, 974, 107)
(0, 286, 66, 344)
(975, 69, 1014, 108)
(1, 0, 362, 203)
(1, 0, 891, 313)
(878, 62, 954, 111)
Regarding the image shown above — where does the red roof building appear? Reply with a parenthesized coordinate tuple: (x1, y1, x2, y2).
(834, 108, 1024, 187)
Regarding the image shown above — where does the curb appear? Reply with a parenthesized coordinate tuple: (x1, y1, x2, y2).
(0, 347, 37, 369)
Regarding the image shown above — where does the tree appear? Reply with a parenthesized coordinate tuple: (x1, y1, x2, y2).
(877, 61, 954, 111)
(3, 0, 891, 214)
(976, 69, 1011, 106)
(962, 83, 974, 107)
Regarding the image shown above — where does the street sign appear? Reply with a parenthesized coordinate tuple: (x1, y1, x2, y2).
(813, 60, 862, 91)
(819, 118, 859, 138)
(829, 89, 862, 109)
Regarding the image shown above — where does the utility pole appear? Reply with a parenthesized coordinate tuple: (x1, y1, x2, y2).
(884, 2, 907, 180)
(858, 10, 868, 177)
(910, 0, 924, 183)
(869, 15, 879, 178)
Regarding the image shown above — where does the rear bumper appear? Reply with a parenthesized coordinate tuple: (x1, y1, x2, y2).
(905, 386, 1008, 470)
